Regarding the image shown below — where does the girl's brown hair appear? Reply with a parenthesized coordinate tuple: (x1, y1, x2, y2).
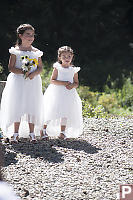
(57, 46, 74, 64)
(16, 24, 35, 46)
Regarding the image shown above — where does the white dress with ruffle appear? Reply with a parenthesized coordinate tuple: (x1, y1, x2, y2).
(43, 62, 83, 138)
(0, 47, 43, 138)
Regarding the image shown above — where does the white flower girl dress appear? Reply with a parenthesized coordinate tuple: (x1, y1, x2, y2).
(43, 62, 83, 138)
(0, 47, 43, 138)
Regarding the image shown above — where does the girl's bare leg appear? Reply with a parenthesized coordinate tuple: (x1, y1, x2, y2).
(14, 122, 20, 133)
(61, 125, 66, 132)
(29, 123, 34, 133)
(29, 123, 36, 142)
(11, 122, 20, 143)
(59, 118, 67, 139)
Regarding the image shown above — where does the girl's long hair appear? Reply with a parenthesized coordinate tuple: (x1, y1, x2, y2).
(16, 24, 35, 46)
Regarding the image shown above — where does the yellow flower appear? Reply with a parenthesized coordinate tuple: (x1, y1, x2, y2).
(32, 58, 38, 65)
(27, 58, 38, 66)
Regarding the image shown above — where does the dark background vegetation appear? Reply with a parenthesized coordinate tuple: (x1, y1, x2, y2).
(0, 0, 133, 90)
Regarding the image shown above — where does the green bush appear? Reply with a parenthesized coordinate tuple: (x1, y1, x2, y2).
(118, 77, 133, 108)
(41, 62, 53, 92)
(109, 107, 132, 117)
(0, 65, 3, 73)
(97, 92, 118, 113)
(104, 73, 133, 108)
(0, 64, 6, 81)
(82, 99, 107, 118)
(77, 86, 99, 106)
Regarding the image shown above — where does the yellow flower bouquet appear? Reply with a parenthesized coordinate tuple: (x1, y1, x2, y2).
(21, 56, 38, 79)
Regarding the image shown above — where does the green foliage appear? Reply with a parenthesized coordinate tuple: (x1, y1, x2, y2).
(0, 65, 3, 73)
(82, 100, 107, 118)
(40, 62, 53, 92)
(98, 92, 118, 113)
(109, 107, 132, 117)
(81, 73, 133, 117)
(0, 64, 6, 81)
(118, 76, 133, 108)
(98, 73, 133, 116)
(103, 73, 133, 111)
(77, 86, 99, 106)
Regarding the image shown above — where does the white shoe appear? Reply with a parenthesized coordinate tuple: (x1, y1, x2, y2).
(29, 132, 36, 143)
(11, 133, 19, 143)
(58, 131, 66, 140)
(41, 129, 49, 140)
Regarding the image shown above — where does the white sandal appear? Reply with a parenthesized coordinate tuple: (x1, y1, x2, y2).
(11, 133, 19, 143)
(58, 131, 66, 140)
(29, 132, 36, 143)
(41, 129, 49, 140)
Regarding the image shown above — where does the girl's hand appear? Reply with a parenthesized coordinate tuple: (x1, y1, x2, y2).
(25, 71, 30, 78)
(28, 72, 35, 80)
(66, 82, 73, 90)
(65, 81, 71, 86)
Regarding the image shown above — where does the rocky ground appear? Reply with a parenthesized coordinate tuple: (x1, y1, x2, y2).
(1, 117, 133, 200)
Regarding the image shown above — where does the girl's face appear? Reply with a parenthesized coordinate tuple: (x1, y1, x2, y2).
(60, 52, 73, 67)
(19, 29, 35, 46)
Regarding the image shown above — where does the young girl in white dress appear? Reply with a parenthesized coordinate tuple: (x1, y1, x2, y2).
(0, 24, 43, 143)
(41, 46, 83, 140)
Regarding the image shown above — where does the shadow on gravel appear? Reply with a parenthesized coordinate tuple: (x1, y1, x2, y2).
(50, 138, 101, 154)
(1, 144, 17, 167)
(8, 140, 64, 164)
(2, 137, 101, 166)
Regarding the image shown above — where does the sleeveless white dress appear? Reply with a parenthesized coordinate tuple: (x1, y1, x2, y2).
(0, 47, 43, 138)
(43, 62, 83, 138)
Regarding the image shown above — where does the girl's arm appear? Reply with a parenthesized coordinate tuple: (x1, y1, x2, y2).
(8, 54, 23, 74)
(50, 68, 70, 86)
(28, 57, 43, 79)
(66, 72, 79, 90)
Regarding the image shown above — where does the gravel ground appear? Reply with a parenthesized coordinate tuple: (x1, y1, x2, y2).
(1, 117, 133, 200)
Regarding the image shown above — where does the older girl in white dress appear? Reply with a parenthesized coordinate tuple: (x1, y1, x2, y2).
(0, 24, 43, 143)
(41, 46, 83, 139)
